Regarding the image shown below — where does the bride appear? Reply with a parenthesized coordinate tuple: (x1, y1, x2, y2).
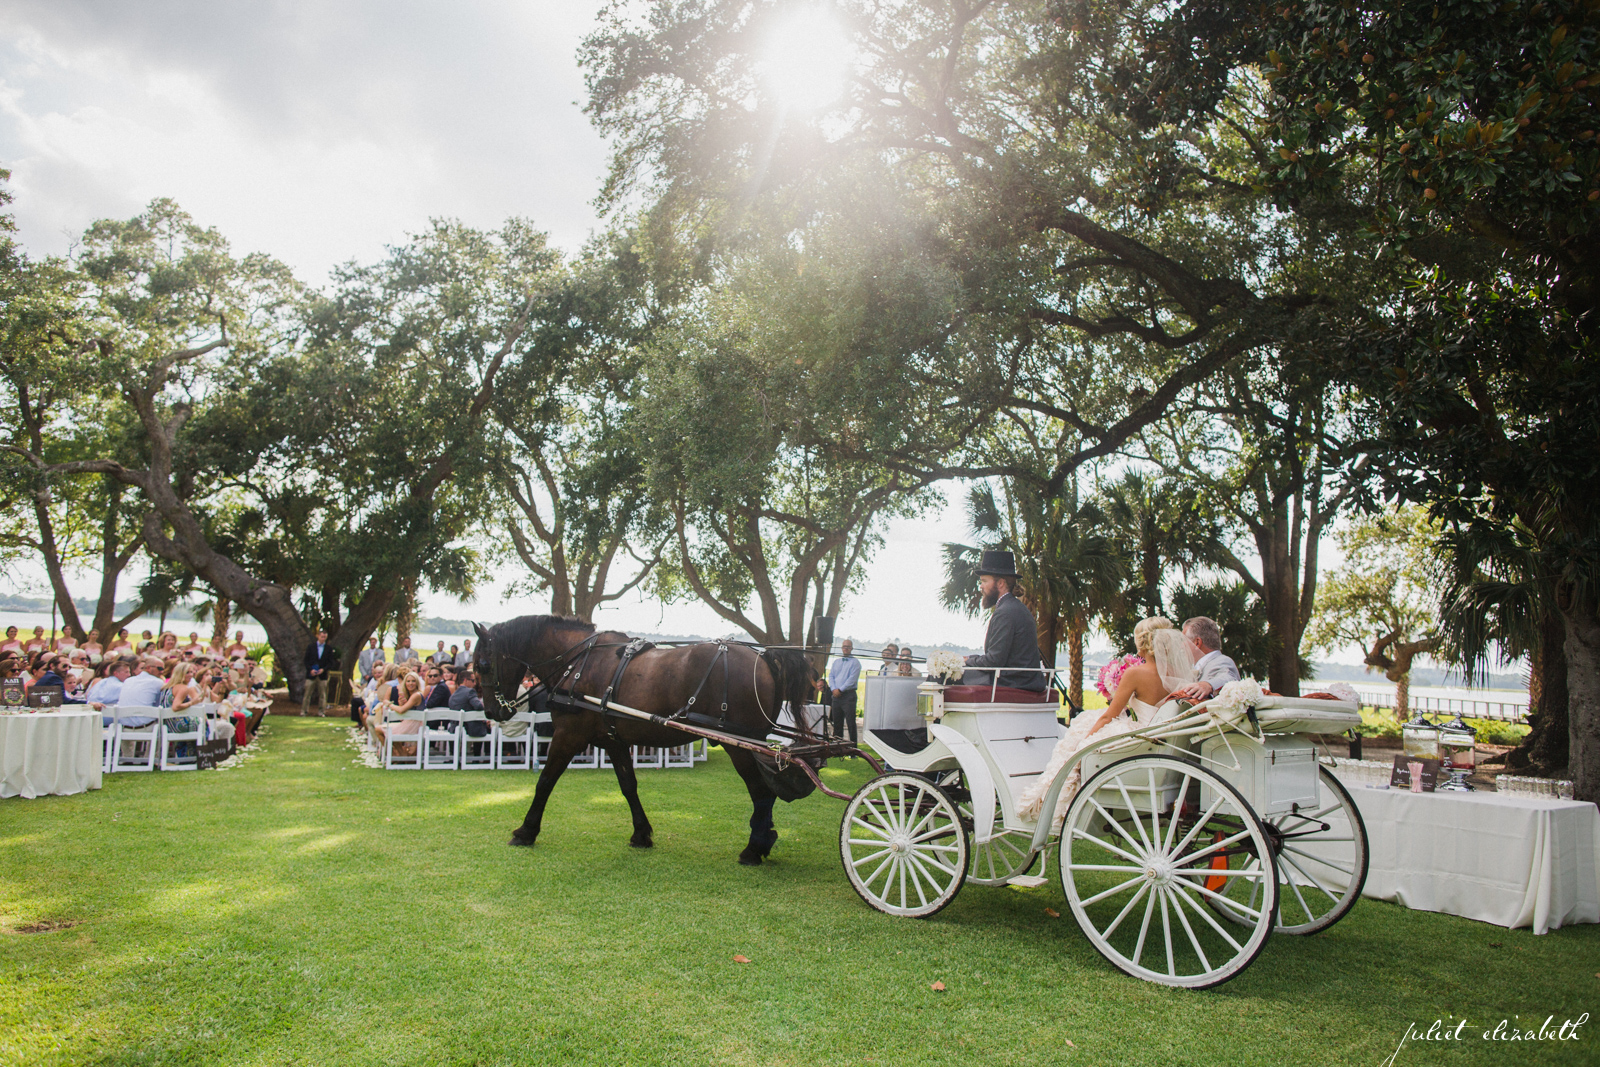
(1016, 616, 1196, 825)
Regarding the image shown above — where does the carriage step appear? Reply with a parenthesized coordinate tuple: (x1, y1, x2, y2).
(1005, 874, 1049, 889)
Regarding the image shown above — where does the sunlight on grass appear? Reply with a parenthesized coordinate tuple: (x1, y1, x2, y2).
(460, 789, 533, 809)
(296, 831, 359, 854)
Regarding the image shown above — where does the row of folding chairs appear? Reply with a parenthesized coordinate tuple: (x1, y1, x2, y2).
(376, 707, 709, 771)
(102, 703, 239, 773)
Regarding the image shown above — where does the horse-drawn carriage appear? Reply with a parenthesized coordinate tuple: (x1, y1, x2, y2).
(475, 617, 1366, 990)
(840, 670, 1369, 988)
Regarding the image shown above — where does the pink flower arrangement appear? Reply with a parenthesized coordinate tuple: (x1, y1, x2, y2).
(1096, 654, 1144, 701)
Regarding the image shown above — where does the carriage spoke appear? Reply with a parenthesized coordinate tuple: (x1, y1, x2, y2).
(1168, 879, 1245, 953)
(1071, 826, 1145, 866)
(1176, 873, 1267, 918)
(852, 814, 892, 839)
(904, 856, 931, 908)
(1159, 890, 1176, 977)
(1168, 792, 1228, 859)
(861, 851, 895, 890)
(849, 846, 892, 868)
(1081, 873, 1147, 908)
(1281, 863, 1317, 924)
(1282, 846, 1356, 877)
(1176, 828, 1254, 867)
(1280, 850, 1342, 899)
(1088, 799, 1151, 858)
(1100, 880, 1151, 940)
(1163, 772, 1194, 854)
(1167, 887, 1212, 974)
(1146, 767, 1163, 850)
(1115, 778, 1155, 852)
(1131, 886, 1158, 967)
(1068, 863, 1146, 873)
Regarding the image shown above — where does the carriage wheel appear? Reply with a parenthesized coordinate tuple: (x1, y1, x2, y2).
(956, 784, 1039, 886)
(841, 773, 969, 918)
(1209, 765, 1369, 936)
(1060, 755, 1278, 989)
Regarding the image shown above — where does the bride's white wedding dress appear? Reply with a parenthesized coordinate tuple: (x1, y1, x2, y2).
(1016, 695, 1166, 829)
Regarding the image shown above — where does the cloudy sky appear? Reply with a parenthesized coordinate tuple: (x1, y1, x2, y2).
(0, 0, 996, 650)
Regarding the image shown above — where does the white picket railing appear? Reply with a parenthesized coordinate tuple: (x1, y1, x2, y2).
(1353, 688, 1529, 723)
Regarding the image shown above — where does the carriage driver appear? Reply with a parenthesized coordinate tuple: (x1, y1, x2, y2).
(959, 550, 1046, 692)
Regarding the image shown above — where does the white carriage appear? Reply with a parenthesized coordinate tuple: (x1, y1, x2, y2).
(839, 672, 1369, 988)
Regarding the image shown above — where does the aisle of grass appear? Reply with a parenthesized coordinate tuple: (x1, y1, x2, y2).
(2, 716, 1595, 1066)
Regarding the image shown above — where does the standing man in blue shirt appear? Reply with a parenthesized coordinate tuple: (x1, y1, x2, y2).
(827, 638, 862, 744)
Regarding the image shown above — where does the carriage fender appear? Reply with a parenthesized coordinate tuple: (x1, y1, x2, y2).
(926, 723, 998, 846)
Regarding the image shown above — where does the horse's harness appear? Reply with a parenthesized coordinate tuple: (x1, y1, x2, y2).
(495, 634, 740, 736)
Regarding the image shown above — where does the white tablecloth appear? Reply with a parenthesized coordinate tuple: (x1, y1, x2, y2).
(0, 708, 104, 799)
(1332, 769, 1600, 934)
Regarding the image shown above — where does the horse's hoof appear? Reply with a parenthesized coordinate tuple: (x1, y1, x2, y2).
(759, 829, 779, 857)
(630, 836, 654, 849)
(508, 832, 536, 848)
(738, 847, 764, 866)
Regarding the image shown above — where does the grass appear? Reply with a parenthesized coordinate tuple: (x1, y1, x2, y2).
(1, 717, 1595, 1067)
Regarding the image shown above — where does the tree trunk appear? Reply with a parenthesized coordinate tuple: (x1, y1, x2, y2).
(1068, 622, 1085, 710)
(1560, 596, 1600, 805)
(327, 584, 397, 690)
(32, 492, 88, 641)
(1506, 608, 1570, 773)
(1394, 672, 1410, 724)
(211, 597, 230, 646)
(1034, 613, 1061, 670)
(395, 577, 416, 649)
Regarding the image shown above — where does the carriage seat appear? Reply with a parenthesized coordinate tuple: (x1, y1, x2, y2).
(942, 685, 1055, 705)
(1245, 697, 1361, 735)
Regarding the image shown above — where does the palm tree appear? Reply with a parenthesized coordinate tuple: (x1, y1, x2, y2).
(1437, 514, 1568, 774)
(942, 480, 1124, 707)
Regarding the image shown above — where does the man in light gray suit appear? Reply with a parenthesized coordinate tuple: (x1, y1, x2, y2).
(1169, 616, 1240, 701)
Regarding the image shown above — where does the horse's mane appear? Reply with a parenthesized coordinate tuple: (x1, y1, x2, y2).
(490, 614, 597, 658)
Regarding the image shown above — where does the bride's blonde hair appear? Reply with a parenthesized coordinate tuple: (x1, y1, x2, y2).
(1133, 617, 1176, 660)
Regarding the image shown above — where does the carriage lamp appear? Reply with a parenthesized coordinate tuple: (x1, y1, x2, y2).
(1436, 715, 1477, 792)
(1401, 711, 1440, 762)
(916, 680, 944, 722)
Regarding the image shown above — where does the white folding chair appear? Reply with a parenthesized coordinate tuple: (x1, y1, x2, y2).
(568, 744, 600, 769)
(422, 709, 462, 769)
(458, 710, 496, 769)
(382, 708, 427, 769)
(693, 739, 709, 762)
(631, 745, 664, 769)
(532, 710, 553, 766)
(157, 707, 204, 771)
(111, 706, 160, 772)
(101, 713, 118, 773)
(493, 711, 535, 770)
(664, 744, 694, 768)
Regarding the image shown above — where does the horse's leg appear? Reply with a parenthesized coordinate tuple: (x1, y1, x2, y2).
(605, 741, 654, 848)
(510, 727, 585, 847)
(726, 748, 780, 866)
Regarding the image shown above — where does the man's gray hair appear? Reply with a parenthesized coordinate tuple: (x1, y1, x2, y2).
(1183, 616, 1223, 651)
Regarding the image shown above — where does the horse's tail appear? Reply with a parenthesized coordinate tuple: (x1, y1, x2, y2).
(761, 647, 816, 740)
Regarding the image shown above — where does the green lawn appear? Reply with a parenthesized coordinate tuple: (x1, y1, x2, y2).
(2, 717, 1595, 1066)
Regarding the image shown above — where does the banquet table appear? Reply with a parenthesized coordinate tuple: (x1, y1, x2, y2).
(1331, 768, 1600, 934)
(0, 708, 103, 799)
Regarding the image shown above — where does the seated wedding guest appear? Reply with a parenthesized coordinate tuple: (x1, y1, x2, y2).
(82, 629, 104, 662)
(451, 671, 490, 737)
(877, 644, 899, 676)
(356, 666, 396, 732)
(88, 658, 144, 727)
(158, 632, 178, 653)
(226, 631, 250, 660)
(0, 649, 21, 681)
(0, 626, 21, 654)
(423, 664, 452, 709)
(108, 629, 133, 654)
(373, 672, 425, 755)
(28, 652, 73, 698)
(24, 626, 48, 654)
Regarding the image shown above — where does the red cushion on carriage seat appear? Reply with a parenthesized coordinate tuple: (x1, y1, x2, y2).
(942, 685, 1055, 704)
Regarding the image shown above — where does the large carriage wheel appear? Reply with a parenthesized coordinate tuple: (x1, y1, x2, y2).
(840, 773, 970, 918)
(1059, 755, 1278, 989)
(1209, 765, 1369, 936)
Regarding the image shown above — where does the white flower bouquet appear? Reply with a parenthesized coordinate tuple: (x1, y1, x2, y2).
(925, 651, 966, 685)
(1205, 679, 1267, 728)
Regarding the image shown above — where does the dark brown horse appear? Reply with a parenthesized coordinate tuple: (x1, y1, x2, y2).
(473, 615, 817, 865)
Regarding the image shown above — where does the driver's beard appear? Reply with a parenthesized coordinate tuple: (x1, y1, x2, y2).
(981, 587, 1000, 610)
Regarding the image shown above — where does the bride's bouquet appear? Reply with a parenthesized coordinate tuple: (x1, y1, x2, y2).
(925, 651, 966, 684)
(1095, 654, 1143, 701)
